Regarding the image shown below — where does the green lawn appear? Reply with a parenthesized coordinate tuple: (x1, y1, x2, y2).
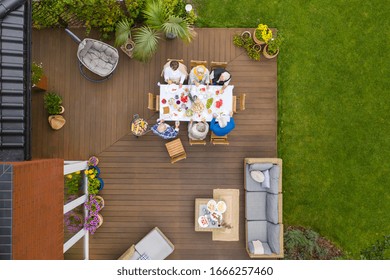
(194, 0, 390, 258)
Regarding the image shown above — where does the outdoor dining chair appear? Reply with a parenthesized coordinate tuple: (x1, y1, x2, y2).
(189, 139, 207, 146)
(147, 93, 160, 112)
(210, 132, 229, 145)
(233, 93, 246, 113)
(165, 138, 187, 163)
(210, 61, 228, 71)
(65, 29, 119, 83)
(190, 59, 208, 68)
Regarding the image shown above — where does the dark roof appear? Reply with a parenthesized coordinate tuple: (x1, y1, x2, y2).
(0, 0, 31, 161)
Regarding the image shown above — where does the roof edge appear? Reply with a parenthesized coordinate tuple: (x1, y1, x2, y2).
(0, 0, 26, 19)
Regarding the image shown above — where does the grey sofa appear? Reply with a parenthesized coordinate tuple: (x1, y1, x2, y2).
(244, 158, 283, 258)
(118, 227, 174, 260)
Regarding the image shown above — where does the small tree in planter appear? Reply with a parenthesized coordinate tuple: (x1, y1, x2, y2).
(115, 19, 135, 58)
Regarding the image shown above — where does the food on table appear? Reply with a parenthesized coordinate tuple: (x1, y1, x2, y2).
(207, 199, 217, 212)
(161, 98, 167, 104)
(206, 98, 214, 109)
(180, 94, 188, 103)
(191, 99, 205, 114)
(216, 201, 227, 214)
(215, 99, 223, 109)
(208, 108, 212, 114)
(168, 98, 175, 105)
(163, 106, 170, 114)
(173, 104, 178, 110)
(210, 212, 222, 222)
(175, 94, 179, 99)
(185, 109, 193, 117)
(216, 90, 220, 95)
(176, 100, 180, 105)
(200, 87, 206, 92)
(198, 215, 209, 228)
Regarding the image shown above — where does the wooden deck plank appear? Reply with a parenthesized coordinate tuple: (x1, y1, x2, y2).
(32, 28, 277, 260)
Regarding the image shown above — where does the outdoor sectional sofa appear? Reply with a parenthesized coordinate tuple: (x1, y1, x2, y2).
(244, 158, 283, 258)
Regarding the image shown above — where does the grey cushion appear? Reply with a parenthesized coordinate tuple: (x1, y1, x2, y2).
(135, 229, 174, 260)
(246, 192, 266, 220)
(130, 250, 141, 260)
(267, 222, 280, 254)
(247, 221, 268, 243)
(248, 241, 272, 255)
(260, 169, 270, 189)
(245, 165, 264, 192)
(266, 193, 279, 224)
(249, 163, 273, 171)
(269, 165, 280, 194)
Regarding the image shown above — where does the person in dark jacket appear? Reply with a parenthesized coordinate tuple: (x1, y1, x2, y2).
(210, 68, 231, 90)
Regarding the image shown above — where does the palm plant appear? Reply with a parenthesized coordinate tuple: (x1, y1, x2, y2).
(114, 19, 133, 47)
(132, 0, 196, 62)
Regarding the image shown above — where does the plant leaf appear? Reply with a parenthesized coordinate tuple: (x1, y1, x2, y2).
(133, 26, 160, 62)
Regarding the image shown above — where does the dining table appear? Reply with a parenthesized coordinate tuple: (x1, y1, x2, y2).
(159, 84, 234, 122)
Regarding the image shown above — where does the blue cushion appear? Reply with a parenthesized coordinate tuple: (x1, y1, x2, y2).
(269, 165, 280, 194)
(245, 192, 266, 220)
(249, 163, 273, 171)
(247, 221, 268, 243)
(260, 169, 270, 189)
(266, 193, 279, 224)
(267, 222, 280, 254)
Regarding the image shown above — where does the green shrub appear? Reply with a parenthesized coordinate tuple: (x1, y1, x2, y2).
(65, 172, 82, 195)
(32, 0, 67, 28)
(31, 62, 44, 85)
(284, 226, 343, 260)
(125, 0, 146, 23)
(233, 34, 260, 61)
(44, 92, 63, 115)
(360, 235, 390, 260)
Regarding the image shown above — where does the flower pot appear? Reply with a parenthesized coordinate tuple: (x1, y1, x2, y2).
(120, 38, 135, 58)
(252, 44, 262, 52)
(97, 213, 103, 228)
(59, 106, 65, 114)
(32, 75, 48, 92)
(89, 166, 100, 176)
(88, 156, 99, 167)
(97, 177, 104, 190)
(48, 115, 66, 130)
(241, 31, 251, 40)
(263, 44, 279, 59)
(95, 195, 105, 210)
(253, 29, 266, 45)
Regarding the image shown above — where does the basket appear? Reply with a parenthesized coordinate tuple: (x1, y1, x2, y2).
(131, 115, 149, 136)
(48, 115, 66, 130)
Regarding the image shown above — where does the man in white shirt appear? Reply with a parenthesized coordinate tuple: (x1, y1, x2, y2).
(162, 60, 188, 88)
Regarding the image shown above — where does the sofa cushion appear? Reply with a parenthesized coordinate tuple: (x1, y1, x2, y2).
(245, 165, 263, 192)
(249, 163, 273, 171)
(246, 192, 266, 220)
(135, 229, 174, 260)
(247, 220, 268, 243)
(250, 170, 265, 183)
(248, 241, 272, 255)
(266, 193, 279, 224)
(130, 250, 141, 260)
(260, 169, 270, 189)
(268, 165, 280, 194)
(267, 222, 280, 254)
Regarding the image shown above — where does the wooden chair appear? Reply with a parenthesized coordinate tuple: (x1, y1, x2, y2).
(190, 59, 208, 68)
(167, 58, 184, 63)
(233, 93, 246, 113)
(147, 93, 160, 112)
(210, 61, 228, 71)
(189, 139, 206, 146)
(210, 132, 229, 145)
(165, 138, 187, 163)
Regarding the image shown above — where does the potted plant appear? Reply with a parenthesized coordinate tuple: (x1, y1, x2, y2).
(263, 35, 283, 59)
(84, 213, 103, 234)
(132, 0, 196, 62)
(86, 168, 102, 194)
(65, 171, 82, 195)
(115, 19, 135, 58)
(32, 62, 48, 91)
(233, 34, 261, 61)
(88, 156, 99, 167)
(44, 92, 64, 115)
(64, 210, 84, 233)
(85, 195, 105, 215)
(253, 23, 273, 45)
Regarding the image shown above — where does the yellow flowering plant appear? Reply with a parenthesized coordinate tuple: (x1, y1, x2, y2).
(255, 23, 273, 43)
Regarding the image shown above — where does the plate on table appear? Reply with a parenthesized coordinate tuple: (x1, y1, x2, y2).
(216, 201, 227, 214)
(198, 215, 209, 228)
(207, 199, 217, 212)
(167, 84, 179, 93)
(209, 212, 222, 222)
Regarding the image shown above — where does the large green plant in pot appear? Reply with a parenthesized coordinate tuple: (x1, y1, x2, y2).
(132, 0, 196, 62)
(44, 92, 63, 115)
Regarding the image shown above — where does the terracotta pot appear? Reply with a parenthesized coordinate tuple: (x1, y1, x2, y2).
(120, 38, 135, 58)
(252, 44, 262, 52)
(263, 44, 279, 59)
(253, 29, 266, 45)
(95, 195, 105, 210)
(97, 213, 103, 228)
(48, 115, 66, 130)
(32, 75, 48, 92)
(241, 31, 251, 40)
(59, 106, 65, 114)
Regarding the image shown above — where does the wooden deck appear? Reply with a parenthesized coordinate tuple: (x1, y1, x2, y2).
(32, 28, 277, 260)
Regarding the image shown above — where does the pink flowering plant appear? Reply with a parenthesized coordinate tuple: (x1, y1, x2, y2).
(84, 214, 101, 234)
(65, 210, 83, 233)
(85, 195, 102, 215)
(88, 156, 99, 167)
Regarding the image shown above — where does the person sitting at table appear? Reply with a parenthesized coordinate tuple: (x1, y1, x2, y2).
(188, 118, 209, 140)
(151, 119, 180, 139)
(210, 68, 231, 90)
(189, 65, 210, 86)
(210, 112, 235, 136)
(162, 60, 188, 88)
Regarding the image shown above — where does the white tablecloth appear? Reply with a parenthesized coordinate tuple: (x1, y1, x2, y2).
(159, 84, 234, 122)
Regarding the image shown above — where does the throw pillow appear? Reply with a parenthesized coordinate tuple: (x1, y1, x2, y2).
(137, 253, 151, 260)
(250, 170, 265, 183)
(261, 169, 270, 189)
